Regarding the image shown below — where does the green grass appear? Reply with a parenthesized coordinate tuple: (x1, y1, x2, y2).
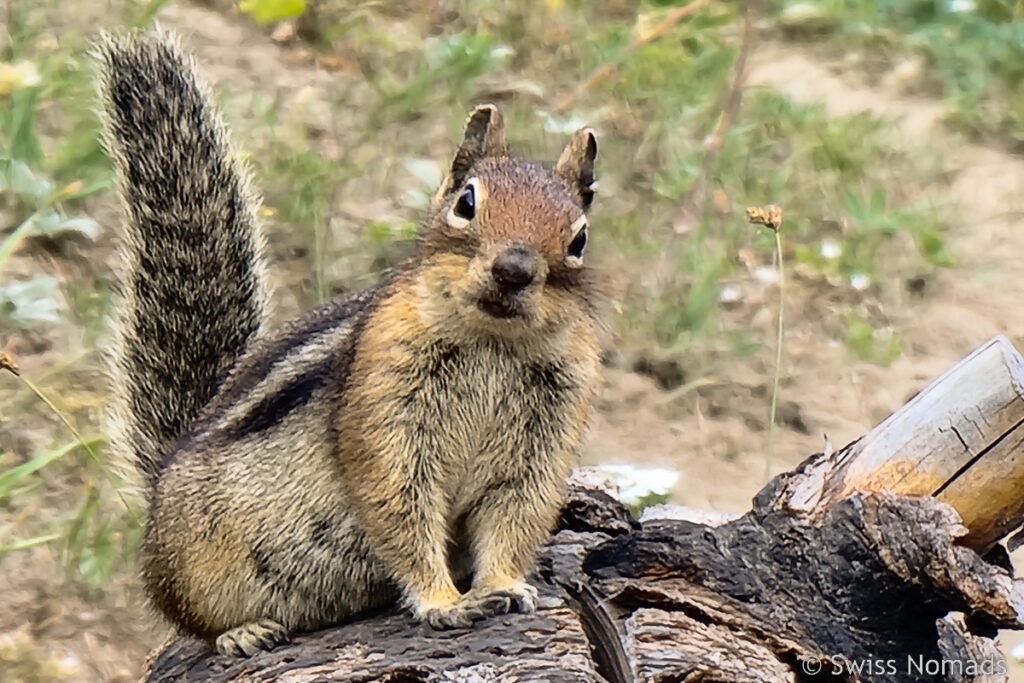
(1, 0, 131, 591)
(773, 0, 1024, 144)
(254, 0, 957, 358)
(369, 30, 513, 121)
(580, 27, 953, 352)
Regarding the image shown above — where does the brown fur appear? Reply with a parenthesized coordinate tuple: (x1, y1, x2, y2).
(102, 31, 608, 657)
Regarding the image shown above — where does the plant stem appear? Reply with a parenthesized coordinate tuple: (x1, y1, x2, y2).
(766, 229, 784, 481)
(17, 374, 141, 526)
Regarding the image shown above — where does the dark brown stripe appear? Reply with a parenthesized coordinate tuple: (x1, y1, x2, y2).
(224, 364, 330, 438)
(199, 288, 378, 421)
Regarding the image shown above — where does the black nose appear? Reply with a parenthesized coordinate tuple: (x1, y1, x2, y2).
(492, 246, 538, 290)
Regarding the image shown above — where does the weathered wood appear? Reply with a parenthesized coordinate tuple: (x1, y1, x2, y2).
(145, 602, 599, 682)
(840, 336, 1024, 490)
(145, 480, 1024, 682)
(144, 337, 1024, 682)
(587, 490, 1024, 682)
(781, 335, 1024, 550)
(936, 613, 1009, 683)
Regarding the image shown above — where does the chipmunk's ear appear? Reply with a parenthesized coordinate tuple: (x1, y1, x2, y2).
(440, 105, 508, 196)
(555, 128, 597, 211)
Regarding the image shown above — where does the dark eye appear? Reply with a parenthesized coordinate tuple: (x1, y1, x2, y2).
(567, 226, 587, 259)
(453, 185, 475, 220)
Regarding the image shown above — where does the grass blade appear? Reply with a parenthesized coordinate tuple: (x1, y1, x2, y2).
(0, 438, 102, 500)
(0, 532, 62, 554)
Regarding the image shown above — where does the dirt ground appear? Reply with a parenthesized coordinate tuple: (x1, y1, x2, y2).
(5, 1, 1024, 680)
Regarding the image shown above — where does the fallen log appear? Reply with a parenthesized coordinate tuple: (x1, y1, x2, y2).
(144, 336, 1024, 682)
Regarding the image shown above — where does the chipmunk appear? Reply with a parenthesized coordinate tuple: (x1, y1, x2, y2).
(99, 30, 606, 657)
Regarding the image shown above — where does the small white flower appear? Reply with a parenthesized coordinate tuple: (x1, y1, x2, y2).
(719, 285, 741, 303)
(754, 266, 780, 286)
(850, 273, 871, 291)
(595, 464, 680, 506)
(820, 239, 841, 260)
(490, 45, 514, 61)
(950, 0, 975, 13)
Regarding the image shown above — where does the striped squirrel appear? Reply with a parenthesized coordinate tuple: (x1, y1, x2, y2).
(99, 30, 606, 657)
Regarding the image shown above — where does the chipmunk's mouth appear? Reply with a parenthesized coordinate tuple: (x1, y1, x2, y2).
(477, 296, 521, 319)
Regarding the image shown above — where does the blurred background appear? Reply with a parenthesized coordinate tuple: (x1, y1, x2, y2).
(3, 0, 1024, 679)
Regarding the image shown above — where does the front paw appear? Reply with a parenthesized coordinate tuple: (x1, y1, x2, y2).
(421, 601, 479, 629)
(464, 579, 538, 616)
(420, 580, 538, 630)
(412, 586, 473, 629)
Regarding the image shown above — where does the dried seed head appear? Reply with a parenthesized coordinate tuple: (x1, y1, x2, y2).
(0, 341, 20, 376)
(746, 205, 783, 232)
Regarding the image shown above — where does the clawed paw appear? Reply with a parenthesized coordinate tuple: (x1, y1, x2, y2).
(421, 581, 538, 630)
(465, 580, 538, 616)
(423, 602, 479, 630)
(215, 619, 290, 657)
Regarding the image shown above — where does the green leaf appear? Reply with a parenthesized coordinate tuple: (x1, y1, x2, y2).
(845, 316, 902, 365)
(238, 0, 307, 25)
(870, 186, 886, 214)
(134, 0, 178, 27)
(5, 159, 53, 203)
(845, 318, 876, 360)
(916, 228, 957, 267)
(4, 89, 44, 167)
(0, 276, 61, 327)
(53, 215, 100, 240)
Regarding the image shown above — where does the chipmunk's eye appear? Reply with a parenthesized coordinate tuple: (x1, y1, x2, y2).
(565, 215, 588, 267)
(453, 185, 476, 220)
(446, 180, 478, 229)
(567, 228, 587, 257)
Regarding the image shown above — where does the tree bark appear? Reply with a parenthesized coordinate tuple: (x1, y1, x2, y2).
(144, 336, 1024, 682)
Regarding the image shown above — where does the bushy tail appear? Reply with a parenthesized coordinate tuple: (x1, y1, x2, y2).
(98, 30, 270, 493)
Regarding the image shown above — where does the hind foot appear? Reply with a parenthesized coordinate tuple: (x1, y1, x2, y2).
(215, 619, 289, 657)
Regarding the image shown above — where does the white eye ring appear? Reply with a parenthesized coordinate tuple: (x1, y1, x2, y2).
(565, 214, 588, 268)
(446, 177, 480, 230)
